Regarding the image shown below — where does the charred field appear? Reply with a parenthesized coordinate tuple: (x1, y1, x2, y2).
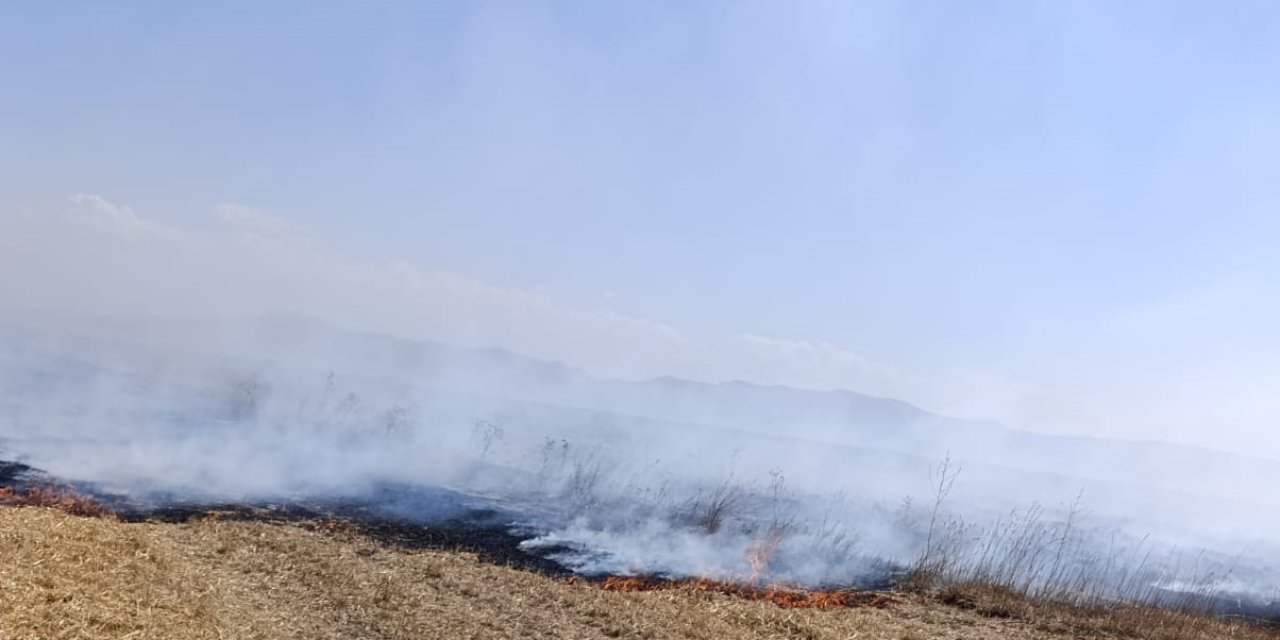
(100, 479, 908, 604)
(1, 458, 571, 577)
(118, 494, 579, 578)
(3, 456, 1280, 640)
(3, 496, 1280, 640)
(117, 497, 907, 612)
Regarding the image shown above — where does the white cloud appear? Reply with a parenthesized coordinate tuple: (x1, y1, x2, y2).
(0, 197, 723, 382)
(66, 193, 150, 235)
(215, 203, 312, 244)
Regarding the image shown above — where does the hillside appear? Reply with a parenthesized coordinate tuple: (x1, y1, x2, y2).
(2, 506, 1275, 640)
(8, 314, 1280, 552)
(10, 313, 1280, 507)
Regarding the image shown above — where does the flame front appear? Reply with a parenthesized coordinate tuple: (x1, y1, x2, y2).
(0, 484, 113, 517)
(745, 530, 783, 584)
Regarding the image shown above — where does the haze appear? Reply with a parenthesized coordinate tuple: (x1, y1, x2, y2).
(4, 1, 1280, 460)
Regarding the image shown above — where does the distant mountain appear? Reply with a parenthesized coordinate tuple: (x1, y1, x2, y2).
(4, 310, 1280, 532)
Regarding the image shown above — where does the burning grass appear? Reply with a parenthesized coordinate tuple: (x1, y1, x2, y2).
(0, 483, 114, 517)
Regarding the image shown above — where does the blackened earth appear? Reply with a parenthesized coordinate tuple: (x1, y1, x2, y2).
(0, 457, 573, 576)
(0, 460, 36, 487)
(3, 459, 1278, 624)
(114, 493, 577, 577)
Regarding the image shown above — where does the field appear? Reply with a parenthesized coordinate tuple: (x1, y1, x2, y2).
(2, 506, 1276, 640)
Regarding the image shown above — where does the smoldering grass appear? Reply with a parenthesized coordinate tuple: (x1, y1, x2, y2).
(0, 483, 115, 518)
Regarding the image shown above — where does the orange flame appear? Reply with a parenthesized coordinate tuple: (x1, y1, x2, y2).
(745, 531, 783, 584)
(0, 484, 114, 518)
(569, 575, 896, 610)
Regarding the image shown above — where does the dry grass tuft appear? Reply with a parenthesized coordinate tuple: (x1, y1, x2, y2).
(924, 578, 1280, 640)
(937, 580, 1034, 619)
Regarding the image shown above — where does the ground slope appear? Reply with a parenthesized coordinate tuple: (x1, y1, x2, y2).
(0, 507, 1271, 640)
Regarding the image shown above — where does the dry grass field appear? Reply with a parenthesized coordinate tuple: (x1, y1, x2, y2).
(0, 506, 1275, 640)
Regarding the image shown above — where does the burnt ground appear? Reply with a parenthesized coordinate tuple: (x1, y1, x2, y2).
(0, 460, 36, 486)
(94, 492, 1280, 624)
(0, 457, 573, 576)
(114, 496, 576, 577)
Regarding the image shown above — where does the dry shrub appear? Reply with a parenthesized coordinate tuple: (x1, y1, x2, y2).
(685, 479, 742, 534)
(899, 563, 943, 595)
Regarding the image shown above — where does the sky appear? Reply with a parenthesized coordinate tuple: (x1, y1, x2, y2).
(3, 1, 1280, 457)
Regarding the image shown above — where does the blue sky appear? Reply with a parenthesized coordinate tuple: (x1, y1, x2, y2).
(3, 2, 1280, 455)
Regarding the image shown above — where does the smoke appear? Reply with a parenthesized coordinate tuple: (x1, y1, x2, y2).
(2, 197, 1279, 610)
(3, 311, 1279, 605)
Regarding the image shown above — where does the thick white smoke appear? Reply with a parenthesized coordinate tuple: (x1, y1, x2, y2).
(2, 198, 1278, 613)
(2, 310, 1278, 610)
